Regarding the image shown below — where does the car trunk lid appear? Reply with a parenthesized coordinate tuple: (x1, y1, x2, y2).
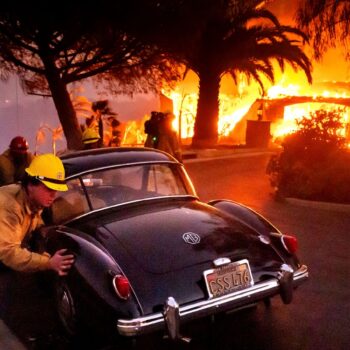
(86, 200, 283, 314)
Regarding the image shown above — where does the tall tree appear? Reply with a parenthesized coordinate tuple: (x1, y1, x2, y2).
(297, 0, 350, 60)
(0, 2, 180, 150)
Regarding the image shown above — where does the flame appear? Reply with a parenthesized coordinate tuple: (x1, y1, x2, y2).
(109, 64, 350, 147)
(265, 82, 350, 140)
(122, 118, 149, 146)
(119, 80, 350, 147)
(267, 84, 301, 98)
(162, 81, 257, 144)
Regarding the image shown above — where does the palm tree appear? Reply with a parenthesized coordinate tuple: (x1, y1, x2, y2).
(297, 0, 350, 60)
(185, 1, 312, 148)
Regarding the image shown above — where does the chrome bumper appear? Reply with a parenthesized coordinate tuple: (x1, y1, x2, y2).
(117, 264, 308, 337)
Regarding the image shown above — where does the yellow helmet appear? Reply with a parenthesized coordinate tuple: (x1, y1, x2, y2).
(25, 154, 68, 191)
(82, 128, 100, 144)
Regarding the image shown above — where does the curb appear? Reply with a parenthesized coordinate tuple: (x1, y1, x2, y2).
(183, 150, 274, 163)
(285, 197, 350, 213)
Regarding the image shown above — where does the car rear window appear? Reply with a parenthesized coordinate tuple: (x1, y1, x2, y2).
(51, 163, 195, 224)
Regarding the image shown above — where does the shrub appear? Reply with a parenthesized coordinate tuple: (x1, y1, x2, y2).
(267, 109, 350, 203)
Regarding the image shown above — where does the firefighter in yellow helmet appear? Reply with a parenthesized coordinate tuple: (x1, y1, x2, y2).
(0, 154, 75, 319)
(82, 127, 101, 150)
(0, 153, 73, 271)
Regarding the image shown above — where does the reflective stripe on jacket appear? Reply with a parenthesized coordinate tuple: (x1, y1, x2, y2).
(0, 184, 50, 272)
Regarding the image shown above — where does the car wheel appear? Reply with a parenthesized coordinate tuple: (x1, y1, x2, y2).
(55, 279, 78, 337)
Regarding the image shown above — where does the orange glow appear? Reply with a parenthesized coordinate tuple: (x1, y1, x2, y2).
(159, 81, 350, 145)
(120, 64, 350, 147)
(272, 103, 350, 139)
(161, 79, 257, 144)
(265, 82, 350, 140)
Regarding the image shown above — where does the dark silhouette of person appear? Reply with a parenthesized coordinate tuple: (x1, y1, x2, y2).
(0, 136, 34, 186)
(144, 112, 182, 162)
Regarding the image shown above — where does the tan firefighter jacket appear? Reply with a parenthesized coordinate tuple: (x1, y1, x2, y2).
(0, 184, 50, 272)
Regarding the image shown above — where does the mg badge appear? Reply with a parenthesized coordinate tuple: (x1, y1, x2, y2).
(182, 232, 201, 245)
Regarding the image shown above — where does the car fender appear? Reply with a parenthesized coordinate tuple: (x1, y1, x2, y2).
(46, 227, 141, 318)
(208, 199, 280, 235)
(209, 200, 300, 268)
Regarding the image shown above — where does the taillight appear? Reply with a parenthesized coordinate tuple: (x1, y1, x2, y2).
(281, 234, 298, 254)
(112, 275, 130, 300)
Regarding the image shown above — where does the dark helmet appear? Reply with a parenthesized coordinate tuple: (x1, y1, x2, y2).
(9, 136, 29, 154)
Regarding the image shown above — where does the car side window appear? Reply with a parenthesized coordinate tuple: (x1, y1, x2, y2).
(146, 164, 183, 195)
(81, 167, 145, 205)
(115, 166, 143, 190)
(51, 180, 89, 224)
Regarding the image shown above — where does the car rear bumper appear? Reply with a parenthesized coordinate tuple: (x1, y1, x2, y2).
(117, 264, 308, 337)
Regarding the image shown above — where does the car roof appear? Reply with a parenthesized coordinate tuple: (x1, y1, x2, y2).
(60, 147, 176, 178)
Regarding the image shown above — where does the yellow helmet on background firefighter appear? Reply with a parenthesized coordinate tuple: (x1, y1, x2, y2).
(82, 128, 101, 145)
(25, 154, 68, 191)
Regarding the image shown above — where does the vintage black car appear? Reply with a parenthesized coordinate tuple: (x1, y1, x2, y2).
(44, 147, 308, 341)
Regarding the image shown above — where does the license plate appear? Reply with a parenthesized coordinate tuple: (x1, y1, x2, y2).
(203, 259, 254, 298)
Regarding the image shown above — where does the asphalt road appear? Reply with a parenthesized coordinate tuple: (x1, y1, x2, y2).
(186, 153, 350, 350)
(1, 152, 349, 349)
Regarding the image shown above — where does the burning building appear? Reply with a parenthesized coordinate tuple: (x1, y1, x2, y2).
(150, 0, 350, 149)
(158, 70, 350, 149)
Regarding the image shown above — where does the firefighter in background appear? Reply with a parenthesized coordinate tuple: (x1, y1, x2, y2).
(0, 154, 74, 320)
(0, 136, 34, 187)
(144, 111, 162, 149)
(158, 112, 182, 162)
(144, 112, 182, 162)
(82, 127, 101, 150)
(107, 117, 122, 147)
